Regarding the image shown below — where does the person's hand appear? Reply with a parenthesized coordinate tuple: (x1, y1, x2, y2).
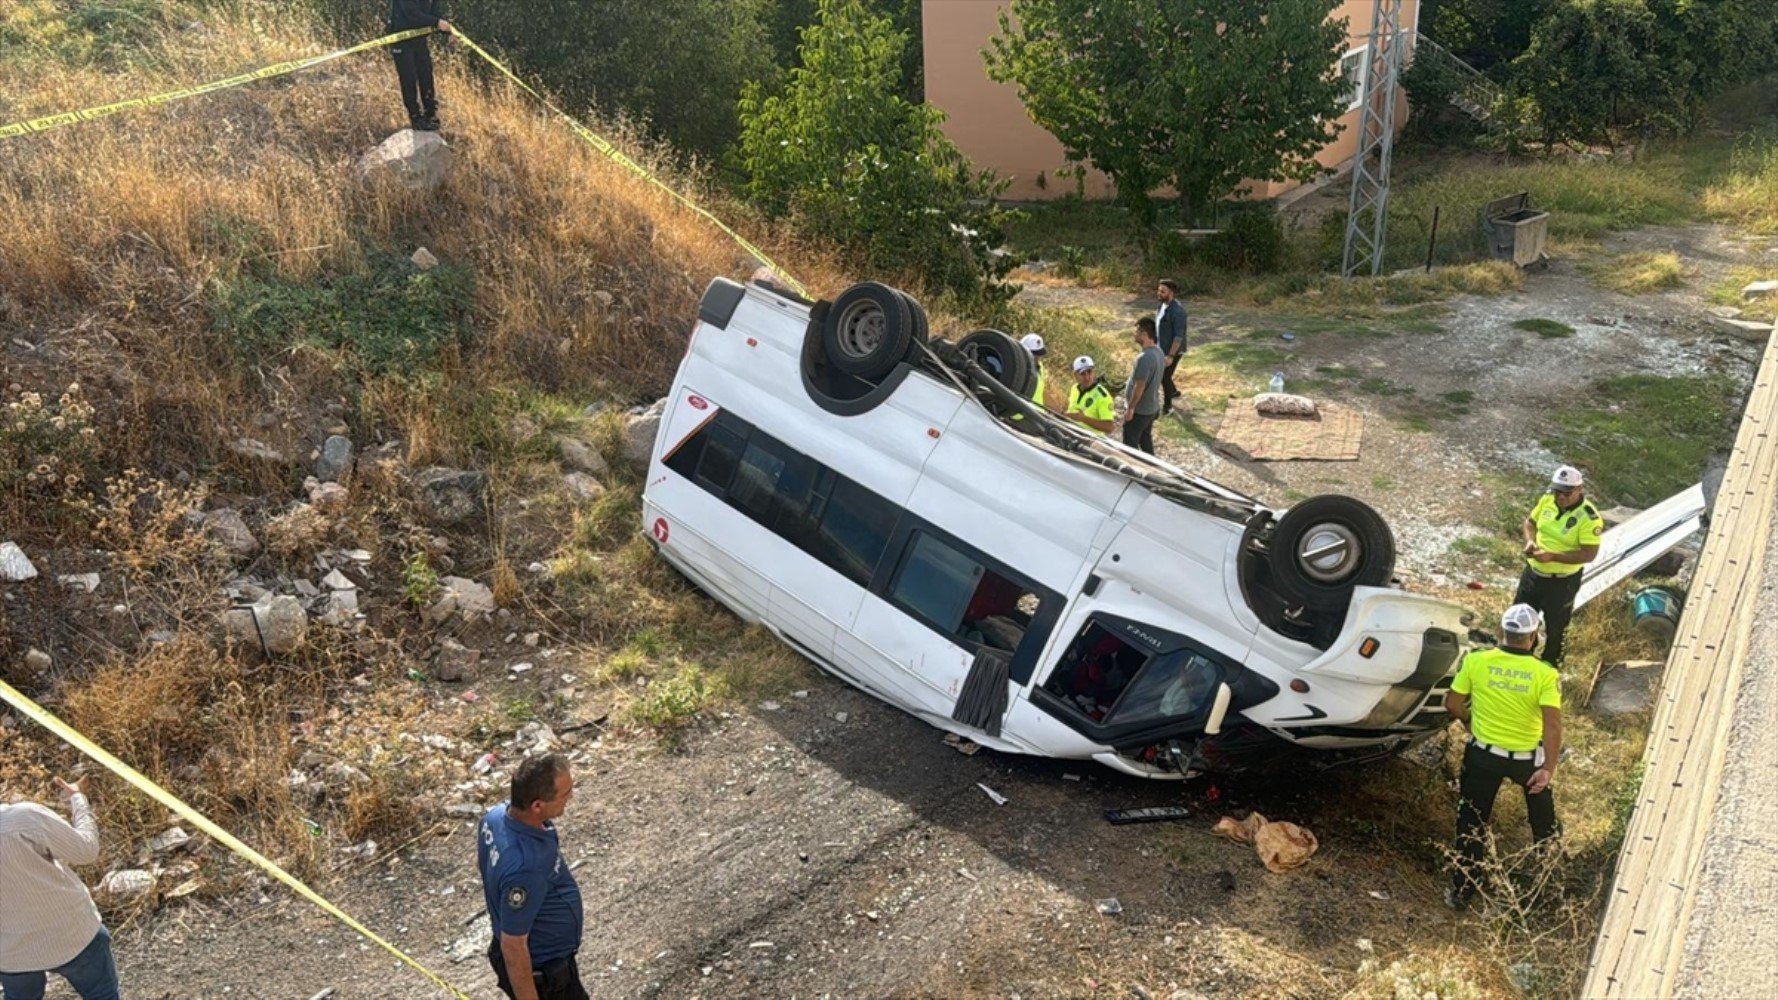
(436, 19, 454, 34)
(54, 775, 89, 800)
(1526, 767, 1554, 794)
(1523, 539, 1537, 556)
(1531, 549, 1556, 562)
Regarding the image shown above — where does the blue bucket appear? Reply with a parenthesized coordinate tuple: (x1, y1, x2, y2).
(1630, 586, 1682, 639)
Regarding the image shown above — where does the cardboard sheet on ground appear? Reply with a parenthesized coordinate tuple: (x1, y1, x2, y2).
(1214, 400, 1364, 462)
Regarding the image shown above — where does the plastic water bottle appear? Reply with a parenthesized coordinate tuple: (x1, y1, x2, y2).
(1269, 371, 1285, 394)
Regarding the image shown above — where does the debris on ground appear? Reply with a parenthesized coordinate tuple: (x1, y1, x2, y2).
(1103, 806, 1193, 826)
(943, 732, 982, 756)
(1095, 897, 1123, 916)
(1213, 812, 1320, 873)
(977, 782, 1008, 806)
(1, 541, 39, 581)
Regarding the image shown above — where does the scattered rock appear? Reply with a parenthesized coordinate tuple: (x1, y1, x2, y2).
(356, 129, 454, 193)
(423, 592, 460, 625)
(523, 633, 540, 647)
(412, 468, 487, 525)
(563, 472, 605, 501)
(435, 639, 481, 683)
(447, 913, 491, 963)
(57, 573, 101, 593)
(293, 579, 320, 598)
(199, 509, 261, 561)
(23, 648, 52, 674)
(305, 477, 350, 509)
(321, 569, 357, 592)
(149, 827, 192, 855)
(1, 541, 40, 581)
(322, 762, 369, 791)
(224, 595, 309, 656)
(1708, 305, 1745, 320)
(1743, 279, 1778, 300)
(411, 247, 440, 272)
(319, 589, 359, 626)
(229, 437, 287, 464)
(96, 869, 157, 903)
(441, 576, 496, 614)
(558, 437, 610, 478)
(623, 400, 666, 467)
(317, 435, 354, 483)
(443, 803, 484, 819)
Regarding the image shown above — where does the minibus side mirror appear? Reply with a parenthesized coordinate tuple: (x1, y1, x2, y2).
(1204, 682, 1234, 736)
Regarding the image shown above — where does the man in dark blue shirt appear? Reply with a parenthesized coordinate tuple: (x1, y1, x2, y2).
(387, 1, 453, 131)
(1155, 279, 1188, 413)
(478, 753, 586, 1000)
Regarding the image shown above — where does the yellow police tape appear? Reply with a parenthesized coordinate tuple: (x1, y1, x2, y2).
(0, 25, 810, 298)
(0, 680, 473, 999)
(450, 30, 809, 298)
(0, 28, 433, 140)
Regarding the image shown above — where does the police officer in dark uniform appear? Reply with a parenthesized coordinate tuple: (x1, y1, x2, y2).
(478, 754, 587, 1000)
(387, 1, 453, 131)
(1515, 464, 1603, 667)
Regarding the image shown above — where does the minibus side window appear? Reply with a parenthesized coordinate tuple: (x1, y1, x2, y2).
(889, 530, 1040, 654)
(694, 420, 744, 492)
(811, 478, 896, 585)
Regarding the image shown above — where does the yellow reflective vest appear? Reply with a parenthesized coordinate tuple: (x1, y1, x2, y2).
(1067, 381, 1115, 428)
(1525, 493, 1604, 577)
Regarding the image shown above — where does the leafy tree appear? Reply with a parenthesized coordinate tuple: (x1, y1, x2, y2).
(765, 0, 923, 102)
(1423, 0, 1560, 72)
(1509, 0, 1687, 147)
(985, 0, 1350, 229)
(738, 0, 1014, 301)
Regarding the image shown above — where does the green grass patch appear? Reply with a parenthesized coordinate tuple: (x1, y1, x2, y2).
(1543, 375, 1742, 507)
(1584, 251, 1687, 295)
(210, 254, 475, 375)
(1448, 533, 1524, 572)
(1704, 128, 1778, 235)
(1513, 318, 1576, 338)
(1707, 266, 1777, 323)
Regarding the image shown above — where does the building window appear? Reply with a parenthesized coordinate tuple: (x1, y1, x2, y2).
(1338, 47, 1368, 111)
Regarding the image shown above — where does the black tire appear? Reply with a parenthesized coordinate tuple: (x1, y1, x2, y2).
(1265, 495, 1395, 613)
(893, 287, 930, 362)
(957, 328, 1037, 398)
(822, 282, 915, 379)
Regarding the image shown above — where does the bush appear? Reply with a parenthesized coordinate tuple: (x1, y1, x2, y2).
(1196, 210, 1287, 274)
(210, 255, 475, 376)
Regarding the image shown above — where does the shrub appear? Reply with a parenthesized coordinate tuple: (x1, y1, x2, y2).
(1, 383, 100, 529)
(210, 256, 475, 376)
(1196, 210, 1287, 274)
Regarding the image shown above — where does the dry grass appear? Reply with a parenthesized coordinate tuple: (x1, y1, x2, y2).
(1585, 251, 1688, 295)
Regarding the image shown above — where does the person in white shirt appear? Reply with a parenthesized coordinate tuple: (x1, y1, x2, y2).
(0, 776, 120, 1000)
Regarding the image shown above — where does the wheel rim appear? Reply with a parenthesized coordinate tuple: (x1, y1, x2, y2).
(835, 300, 886, 360)
(965, 344, 1007, 380)
(1296, 523, 1362, 583)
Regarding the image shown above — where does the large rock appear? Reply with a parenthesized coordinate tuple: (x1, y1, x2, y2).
(357, 130, 454, 193)
(1743, 279, 1778, 301)
(558, 436, 610, 478)
(434, 639, 481, 683)
(624, 400, 666, 467)
(199, 509, 261, 561)
(412, 468, 487, 525)
(317, 435, 354, 483)
(440, 576, 496, 615)
(224, 594, 309, 656)
(0, 541, 38, 581)
(563, 472, 605, 502)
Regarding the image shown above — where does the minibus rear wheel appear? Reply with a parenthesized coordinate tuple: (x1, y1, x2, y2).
(1266, 494, 1395, 613)
(956, 328, 1038, 398)
(823, 282, 920, 379)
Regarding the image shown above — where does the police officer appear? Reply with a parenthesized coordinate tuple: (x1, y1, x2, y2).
(478, 754, 587, 1000)
(1020, 333, 1049, 407)
(388, 1, 454, 132)
(1516, 464, 1602, 667)
(1444, 603, 1563, 910)
(1064, 355, 1115, 433)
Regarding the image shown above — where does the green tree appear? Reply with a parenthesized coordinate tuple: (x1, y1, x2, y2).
(1509, 0, 1687, 147)
(985, 0, 1351, 229)
(738, 0, 1014, 301)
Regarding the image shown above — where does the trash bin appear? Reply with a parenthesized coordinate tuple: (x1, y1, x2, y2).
(1481, 192, 1549, 267)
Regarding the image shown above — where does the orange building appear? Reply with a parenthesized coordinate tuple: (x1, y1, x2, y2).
(922, 1, 1421, 201)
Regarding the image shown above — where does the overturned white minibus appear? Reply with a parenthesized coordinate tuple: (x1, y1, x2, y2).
(640, 278, 1473, 778)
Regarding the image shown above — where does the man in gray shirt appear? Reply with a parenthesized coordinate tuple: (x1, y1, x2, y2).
(1123, 317, 1164, 454)
(0, 775, 119, 1000)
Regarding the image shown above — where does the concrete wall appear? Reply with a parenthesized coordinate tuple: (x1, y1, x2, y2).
(922, 0, 1420, 202)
